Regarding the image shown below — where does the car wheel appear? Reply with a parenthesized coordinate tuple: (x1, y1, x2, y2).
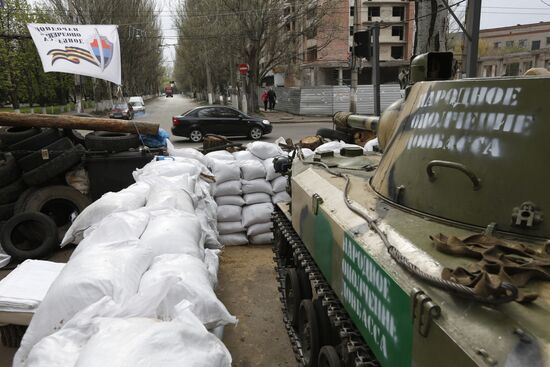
(249, 126, 263, 140)
(189, 129, 203, 143)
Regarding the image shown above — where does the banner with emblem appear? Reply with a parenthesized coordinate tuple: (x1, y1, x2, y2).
(27, 23, 121, 85)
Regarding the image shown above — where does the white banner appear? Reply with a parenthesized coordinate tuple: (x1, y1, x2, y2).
(27, 23, 121, 85)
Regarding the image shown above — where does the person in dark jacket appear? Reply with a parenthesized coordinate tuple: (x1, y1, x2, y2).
(267, 88, 277, 111)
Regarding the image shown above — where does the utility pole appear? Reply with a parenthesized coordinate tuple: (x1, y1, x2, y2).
(372, 22, 380, 116)
(464, 0, 482, 77)
(350, 0, 360, 113)
(68, 1, 83, 112)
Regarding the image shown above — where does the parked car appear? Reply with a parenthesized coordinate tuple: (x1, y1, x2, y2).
(171, 106, 272, 142)
(129, 96, 144, 105)
(109, 102, 134, 120)
(129, 101, 145, 114)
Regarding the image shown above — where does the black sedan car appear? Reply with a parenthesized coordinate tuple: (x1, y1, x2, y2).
(171, 106, 272, 142)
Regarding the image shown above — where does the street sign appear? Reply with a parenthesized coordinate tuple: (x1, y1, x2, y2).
(239, 63, 249, 75)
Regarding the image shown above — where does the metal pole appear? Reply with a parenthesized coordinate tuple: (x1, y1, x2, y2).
(350, 0, 360, 113)
(465, 0, 482, 77)
(372, 22, 380, 116)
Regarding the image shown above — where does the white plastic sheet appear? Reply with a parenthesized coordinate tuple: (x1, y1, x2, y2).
(133, 159, 203, 183)
(138, 254, 237, 329)
(238, 160, 266, 180)
(166, 140, 208, 166)
(243, 193, 271, 205)
(204, 249, 221, 287)
(219, 233, 248, 246)
(241, 179, 273, 195)
(216, 205, 242, 223)
(242, 203, 274, 227)
(215, 195, 245, 206)
(246, 141, 283, 160)
(141, 209, 204, 259)
(271, 176, 288, 193)
(61, 182, 150, 246)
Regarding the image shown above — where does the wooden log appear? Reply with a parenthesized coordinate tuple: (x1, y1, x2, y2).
(0, 112, 159, 135)
(299, 135, 323, 150)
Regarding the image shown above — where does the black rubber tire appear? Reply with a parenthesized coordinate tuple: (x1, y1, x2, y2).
(63, 129, 86, 145)
(9, 128, 61, 159)
(318, 346, 342, 367)
(298, 268, 313, 300)
(16, 185, 91, 241)
(0, 153, 20, 187)
(13, 187, 37, 214)
(0, 127, 41, 146)
(314, 298, 338, 347)
(285, 268, 303, 329)
(316, 128, 351, 143)
(22, 145, 85, 186)
(188, 128, 203, 143)
(249, 126, 263, 140)
(0, 179, 26, 205)
(16, 137, 74, 172)
(298, 299, 320, 367)
(0, 202, 15, 220)
(0, 212, 58, 260)
(85, 131, 140, 152)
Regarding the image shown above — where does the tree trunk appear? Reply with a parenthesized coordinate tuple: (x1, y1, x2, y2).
(414, 0, 448, 55)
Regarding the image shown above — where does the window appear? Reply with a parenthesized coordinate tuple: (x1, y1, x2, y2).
(350, 6, 354, 17)
(307, 46, 318, 62)
(505, 63, 520, 76)
(518, 39, 527, 48)
(184, 110, 198, 117)
(547, 37, 550, 45)
(198, 108, 215, 118)
(368, 7, 380, 21)
(350, 26, 354, 36)
(391, 46, 404, 59)
(392, 26, 404, 40)
(218, 108, 240, 118)
(506, 40, 514, 47)
(494, 42, 501, 48)
(392, 6, 405, 20)
(532, 40, 541, 50)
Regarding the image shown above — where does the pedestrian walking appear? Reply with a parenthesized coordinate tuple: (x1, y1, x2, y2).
(268, 87, 277, 111)
(261, 89, 269, 111)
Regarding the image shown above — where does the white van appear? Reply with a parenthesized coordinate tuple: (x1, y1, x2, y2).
(128, 96, 145, 113)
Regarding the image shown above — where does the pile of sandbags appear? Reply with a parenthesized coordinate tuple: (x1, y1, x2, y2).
(15, 147, 235, 367)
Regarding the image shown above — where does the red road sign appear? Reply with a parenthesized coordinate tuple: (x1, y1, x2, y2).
(239, 63, 249, 75)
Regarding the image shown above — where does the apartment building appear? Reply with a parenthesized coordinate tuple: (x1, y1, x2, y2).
(276, 0, 414, 87)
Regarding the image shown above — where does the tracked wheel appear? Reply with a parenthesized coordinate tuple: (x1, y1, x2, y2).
(318, 346, 342, 367)
(284, 268, 302, 328)
(298, 299, 320, 367)
(298, 268, 313, 300)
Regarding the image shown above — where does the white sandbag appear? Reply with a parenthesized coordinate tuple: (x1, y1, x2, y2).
(300, 148, 314, 159)
(16, 240, 152, 364)
(216, 205, 242, 222)
(195, 182, 221, 249)
(242, 179, 273, 195)
(219, 233, 248, 246)
(232, 150, 258, 161)
(238, 160, 266, 180)
(247, 222, 273, 237)
(166, 140, 208, 166)
(249, 232, 274, 245)
(315, 141, 362, 154)
(218, 221, 246, 235)
(210, 159, 241, 183)
(213, 180, 241, 197)
(242, 203, 274, 227)
(139, 254, 237, 328)
(246, 141, 283, 160)
(273, 191, 291, 203)
(61, 182, 150, 246)
(271, 176, 288, 193)
(243, 193, 271, 205)
(204, 249, 221, 287)
(206, 150, 235, 161)
(145, 181, 196, 213)
(73, 209, 150, 257)
(263, 157, 282, 181)
(215, 195, 245, 206)
(141, 209, 204, 259)
(364, 137, 379, 152)
(133, 159, 203, 182)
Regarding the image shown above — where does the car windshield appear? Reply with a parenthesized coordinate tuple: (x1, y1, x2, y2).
(129, 102, 143, 107)
(113, 104, 127, 109)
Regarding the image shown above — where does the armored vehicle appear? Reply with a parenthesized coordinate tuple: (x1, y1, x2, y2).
(272, 52, 550, 367)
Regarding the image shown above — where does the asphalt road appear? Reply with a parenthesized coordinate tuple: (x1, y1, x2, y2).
(135, 94, 332, 148)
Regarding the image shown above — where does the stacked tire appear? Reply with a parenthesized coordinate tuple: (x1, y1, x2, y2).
(0, 127, 90, 262)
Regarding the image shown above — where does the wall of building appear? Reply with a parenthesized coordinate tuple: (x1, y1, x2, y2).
(481, 21, 550, 51)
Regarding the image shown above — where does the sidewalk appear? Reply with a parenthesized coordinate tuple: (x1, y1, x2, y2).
(256, 110, 332, 124)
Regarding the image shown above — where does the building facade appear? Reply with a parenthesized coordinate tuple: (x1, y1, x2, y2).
(279, 0, 414, 87)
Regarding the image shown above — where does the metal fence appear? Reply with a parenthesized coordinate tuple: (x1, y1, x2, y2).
(259, 85, 403, 115)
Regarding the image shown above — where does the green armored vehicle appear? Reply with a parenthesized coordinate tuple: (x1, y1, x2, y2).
(272, 52, 550, 367)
